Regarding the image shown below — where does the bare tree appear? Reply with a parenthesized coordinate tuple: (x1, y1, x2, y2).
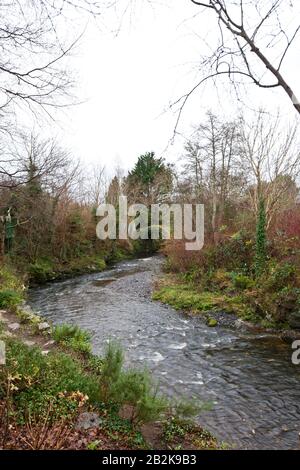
(173, 0, 300, 131)
(239, 109, 300, 227)
(0, 132, 80, 190)
(182, 112, 245, 241)
(0, 1, 102, 119)
(87, 164, 107, 206)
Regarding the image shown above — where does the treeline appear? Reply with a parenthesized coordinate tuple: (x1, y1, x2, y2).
(1, 108, 300, 332)
(158, 110, 300, 331)
(0, 136, 174, 282)
(0, 133, 121, 282)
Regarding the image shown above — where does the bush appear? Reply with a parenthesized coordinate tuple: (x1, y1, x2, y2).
(99, 342, 168, 425)
(264, 262, 297, 291)
(100, 341, 124, 401)
(28, 259, 55, 282)
(113, 370, 168, 425)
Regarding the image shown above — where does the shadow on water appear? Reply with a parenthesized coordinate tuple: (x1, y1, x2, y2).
(28, 256, 300, 450)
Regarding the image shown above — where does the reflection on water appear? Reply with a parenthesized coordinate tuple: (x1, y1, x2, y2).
(28, 257, 300, 449)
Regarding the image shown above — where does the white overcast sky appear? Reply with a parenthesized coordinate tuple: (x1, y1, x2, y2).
(40, 0, 300, 174)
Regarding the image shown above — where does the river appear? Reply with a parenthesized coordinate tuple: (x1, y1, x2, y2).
(28, 256, 300, 450)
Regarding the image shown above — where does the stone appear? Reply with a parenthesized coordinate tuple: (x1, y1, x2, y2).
(76, 412, 102, 430)
(38, 322, 51, 331)
(208, 318, 218, 327)
(234, 319, 244, 330)
(140, 422, 163, 448)
(21, 305, 34, 315)
(44, 340, 55, 346)
(8, 322, 20, 331)
(24, 340, 36, 347)
(41, 350, 50, 356)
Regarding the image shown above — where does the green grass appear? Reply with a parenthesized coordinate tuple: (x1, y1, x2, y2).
(52, 323, 92, 355)
(0, 265, 25, 309)
(0, 338, 101, 423)
(153, 279, 258, 322)
(0, 290, 23, 309)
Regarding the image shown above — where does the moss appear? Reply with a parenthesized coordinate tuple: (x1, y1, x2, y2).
(153, 286, 222, 312)
(153, 278, 257, 322)
(207, 318, 218, 327)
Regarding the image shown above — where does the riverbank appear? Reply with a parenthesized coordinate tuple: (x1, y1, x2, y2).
(0, 262, 220, 450)
(152, 273, 300, 342)
(27, 256, 300, 449)
(18, 246, 134, 285)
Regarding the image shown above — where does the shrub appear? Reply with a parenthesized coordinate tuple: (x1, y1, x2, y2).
(28, 259, 55, 282)
(99, 342, 168, 425)
(264, 262, 297, 291)
(100, 341, 124, 401)
(210, 269, 232, 291)
(112, 370, 168, 425)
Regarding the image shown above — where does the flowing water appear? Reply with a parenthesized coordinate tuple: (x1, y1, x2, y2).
(28, 256, 300, 449)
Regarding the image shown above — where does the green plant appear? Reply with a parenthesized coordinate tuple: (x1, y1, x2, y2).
(255, 198, 267, 278)
(231, 273, 254, 290)
(99, 342, 168, 426)
(87, 439, 102, 450)
(0, 290, 22, 309)
(52, 324, 91, 355)
(114, 370, 168, 426)
(100, 341, 124, 401)
(28, 259, 55, 282)
(164, 417, 186, 442)
(0, 339, 100, 422)
(264, 262, 297, 291)
(174, 398, 212, 419)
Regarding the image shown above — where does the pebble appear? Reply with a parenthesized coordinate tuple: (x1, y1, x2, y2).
(8, 322, 20, 331)
(76, 412, 101, 430)
(38, 322, 51, 331)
